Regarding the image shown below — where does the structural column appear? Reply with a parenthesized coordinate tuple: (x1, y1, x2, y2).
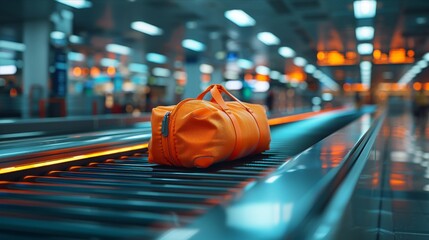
(22, 20, 50, 118)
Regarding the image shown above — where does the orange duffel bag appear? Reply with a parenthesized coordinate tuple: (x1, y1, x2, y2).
(148, 84, 271, 168)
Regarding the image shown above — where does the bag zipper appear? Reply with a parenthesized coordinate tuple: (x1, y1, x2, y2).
(161, 111, 174, 165)
(160, 99, 193, 166)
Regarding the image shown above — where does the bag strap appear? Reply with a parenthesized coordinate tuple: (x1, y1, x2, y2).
(197, 84, 264, 160)
(197, 84, 252, 112)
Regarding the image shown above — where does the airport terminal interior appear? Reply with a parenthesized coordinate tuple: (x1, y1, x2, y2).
(0, 0, 428, 239)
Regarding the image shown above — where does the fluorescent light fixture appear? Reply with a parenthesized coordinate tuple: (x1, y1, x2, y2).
(146, 53, 167, 64)
(322, 93, 334, 101)
(357, 43, 373, 55)
(182, 39, 206, 52)
(253, 81, 270, 92)
(69, 35, 83, 44)
(100, 58, 119, 67)
(424, 53, 429, 61)
(411, 66, 422, 74)
(131, 21, 163, 36)
(270, 70, 281, 80)
(256, 66, 270, 75)
(304, 64, 316, 74)
(0, 40, 25, 52)
(293, 57, 307, 67)
(56, 0, 92, 9)
(50, 31, 66, 40)
(152, 67, 170, 77)
(418, 59, 428, 68)
(278, 46, 296, 58)
(200, 64, 214, 74)
(355, 26, 374, 40)
(129, 63, 148, 74)
(68, 52, 85, 62)
(237, 59, 253, 69)
(224, 10, 256, 27)
(353, 0, 377, 19)
(313, 70, 323, 79)
(0, 51, 14, 59)
(360, 61, 372, 70)
(225, 80, 243, 90)
(257, 32, 280, 45)
(106, 44, 131, 55)
(0, 65, 17, 75)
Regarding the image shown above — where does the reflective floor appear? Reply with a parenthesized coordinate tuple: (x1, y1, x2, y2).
(380, 104, 429, 240)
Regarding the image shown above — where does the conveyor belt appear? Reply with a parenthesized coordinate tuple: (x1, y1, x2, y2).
(0, 109, 361, 239)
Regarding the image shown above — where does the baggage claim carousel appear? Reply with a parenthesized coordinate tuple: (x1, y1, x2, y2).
(0, 107, 384, 239)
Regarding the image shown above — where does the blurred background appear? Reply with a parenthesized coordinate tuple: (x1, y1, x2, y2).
(0, 0, 425, 118)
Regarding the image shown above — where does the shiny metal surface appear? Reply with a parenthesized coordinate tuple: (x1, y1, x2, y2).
(187, 111, 381, 240)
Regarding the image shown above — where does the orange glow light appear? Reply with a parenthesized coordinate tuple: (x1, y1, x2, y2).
(289, 72, 305, 82)
(268, 107, 347, 126)
(425, 83, 429, 91)
(244, 73, 253, 81)
(343, 83, 351, 92)
(345, 51, 356, 59)
(256, 74, 269, 81)
(72, 67, 82, 77)
(9, 88, 17, 97)
(201, 73, 211, 82)
(326, 51, 345, 65)
(414, 82, 422, 91)
(389, 49, 406, 63)
(317, 51, 325, 61)
(373, 49, 381, 59)
(407, 50, 415, 57)
(90, 67, 100, 78)
(0, 143, 148, 175)
(107, 66, 116, 76)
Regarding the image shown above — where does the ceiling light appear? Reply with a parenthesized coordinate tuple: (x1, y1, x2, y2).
(270, 70, 281, 80)
(152, 67, 170, 77)
(69, 35, 83, 44)
(129, 63, 148, 74)
(224, 10, 256, 27)
(353, 0, 377, 19)
(304, 64, 316, 74)
(293, 57, 307, 67)
(200, 64, 214, 74)
(0, 51, 14, 59)
(423, 52, 429, 62)
(68, 52, 85, 62)
(146, 53, 167, 64)
(237, 59, 253, 69)
(100, 58, 119, 67)
(106, 44, 130, 55)
(225, 80, 243, 90)
(131, 21, 163, 36)
(357, 43, 373, 55)
(257, 32, 280, 45)
(50, 31, 66, 40)
(0, 40, 25, 52)
(355, 26, 374, 40)
(278, 46, 296, 58)
(182, 39, 206, 52)
(0, 65, 17, 75)
(56, 0, 92, 9)
(418, 60, 428, 68)
(256, 66, 270, 75)
(360, 61, 372, 70)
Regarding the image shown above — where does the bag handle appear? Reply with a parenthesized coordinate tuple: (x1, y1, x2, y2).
(196, 84, 252, 112)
